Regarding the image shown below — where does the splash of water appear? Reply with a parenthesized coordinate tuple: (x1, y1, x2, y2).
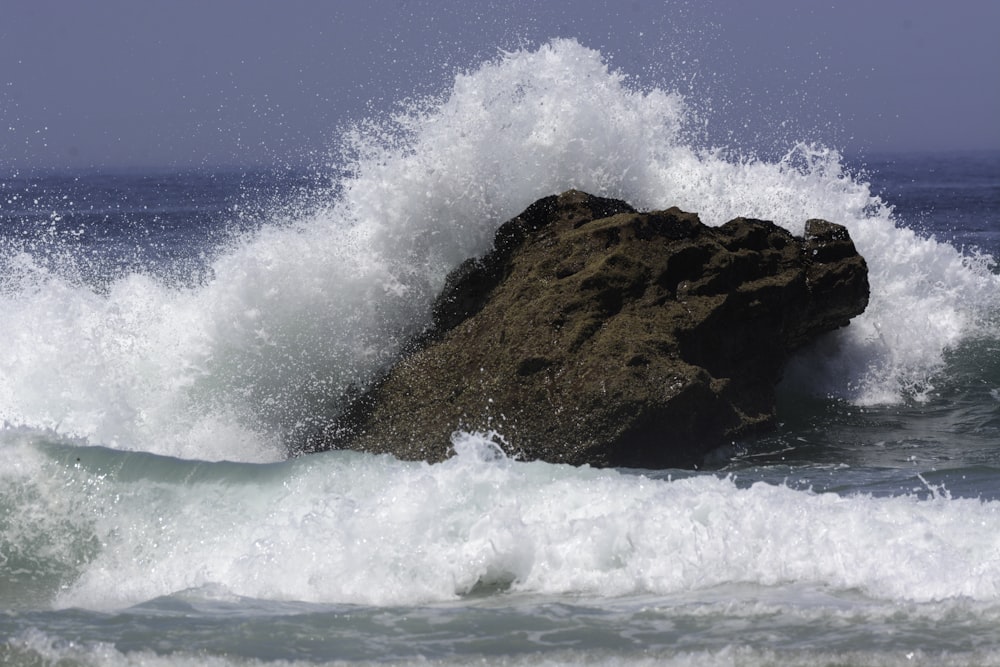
(0, 39, 996, 461)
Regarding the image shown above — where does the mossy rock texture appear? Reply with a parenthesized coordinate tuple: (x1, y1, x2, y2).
(309, 190, 869, 469)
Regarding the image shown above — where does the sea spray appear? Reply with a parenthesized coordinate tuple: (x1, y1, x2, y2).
(0, 39, 997, 464)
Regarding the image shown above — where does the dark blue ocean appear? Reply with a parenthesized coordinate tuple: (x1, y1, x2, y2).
(2, 41, 1000, 666)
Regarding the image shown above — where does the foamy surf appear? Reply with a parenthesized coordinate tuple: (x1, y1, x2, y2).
(5, 629, 1000, 667)
(0, 432, 996, 613)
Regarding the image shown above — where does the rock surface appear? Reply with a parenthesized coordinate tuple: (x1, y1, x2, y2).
(310, 190, 869, 469)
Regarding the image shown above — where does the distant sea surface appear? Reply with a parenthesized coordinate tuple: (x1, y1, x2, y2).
(3, 41, 1000, 667)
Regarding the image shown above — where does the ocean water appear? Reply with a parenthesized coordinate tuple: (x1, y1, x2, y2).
(2, 39, 1000, 666)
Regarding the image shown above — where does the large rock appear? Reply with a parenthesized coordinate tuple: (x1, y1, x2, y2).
(310, 190, 869, 468)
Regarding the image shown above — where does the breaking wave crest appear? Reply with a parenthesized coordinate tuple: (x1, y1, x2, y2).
(0, 39, 997, 461)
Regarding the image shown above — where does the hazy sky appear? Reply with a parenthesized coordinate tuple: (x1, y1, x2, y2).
(2, 0, 998, 170)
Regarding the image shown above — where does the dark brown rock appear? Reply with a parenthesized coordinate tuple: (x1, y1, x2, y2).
(308, 190, 869, 469)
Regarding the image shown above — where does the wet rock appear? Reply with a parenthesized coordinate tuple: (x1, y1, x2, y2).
(309, 190, 869, 469)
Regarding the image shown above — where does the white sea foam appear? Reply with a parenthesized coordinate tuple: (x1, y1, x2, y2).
(0, 39, 997, 461)
(8, 628, 1000, 667)
(0, 434, 987, 611)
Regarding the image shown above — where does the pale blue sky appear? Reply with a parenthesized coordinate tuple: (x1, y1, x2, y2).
(2, 0, 998, 169)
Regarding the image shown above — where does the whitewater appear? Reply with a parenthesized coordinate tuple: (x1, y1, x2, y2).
(3, 39, 1000, 666)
